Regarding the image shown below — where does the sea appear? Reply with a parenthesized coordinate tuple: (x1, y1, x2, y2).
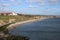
(9, 18, 60, 40)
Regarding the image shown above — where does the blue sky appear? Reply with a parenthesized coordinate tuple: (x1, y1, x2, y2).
(0, 0, 60, 15)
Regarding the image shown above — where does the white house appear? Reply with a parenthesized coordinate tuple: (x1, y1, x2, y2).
(9, 12, 17, 15)
(12, 12, 17, 15)
(0, 12, 17, 16)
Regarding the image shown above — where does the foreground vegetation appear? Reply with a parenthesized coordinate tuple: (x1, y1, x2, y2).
(0, 22, 29, 40)
(0, 34, 29, 40)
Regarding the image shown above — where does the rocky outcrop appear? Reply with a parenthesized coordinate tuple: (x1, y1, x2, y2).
(0, 20, 5, 26)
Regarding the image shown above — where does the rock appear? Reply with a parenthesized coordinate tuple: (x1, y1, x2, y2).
(0, 20, 5, 26)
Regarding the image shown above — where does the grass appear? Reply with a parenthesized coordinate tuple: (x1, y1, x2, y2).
(0, 15, 35, 22)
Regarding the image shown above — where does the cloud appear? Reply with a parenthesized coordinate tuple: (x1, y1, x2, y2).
(0, 7, 11, 12)
(45, 8, 52, 11)
(12, 3, 18, 6)
(49, 0, 58, 5)
(28, 5, 40, 8)
(26, 0, 44, 3)
(42, 8, 60, 14)
(12, 2, 21, 6)
(0, 8, 3, 12)
(10, 0, 21, 6)
(2, 3, 8, 7)
(20, 6, 40, 14)
(0, 8, 2, 10)
(9, 0, 14, 2)
(50, 0, 57, 3)
(25, 0, 45, 6)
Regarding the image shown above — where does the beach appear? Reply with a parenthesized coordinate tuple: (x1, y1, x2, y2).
(7, 18, 46, 30)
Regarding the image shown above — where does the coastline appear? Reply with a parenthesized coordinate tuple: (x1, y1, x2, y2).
(7, 18, 47, 30)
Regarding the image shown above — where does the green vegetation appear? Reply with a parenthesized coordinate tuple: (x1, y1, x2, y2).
(0, 34, 29, 40)
(0, 15, 34, 22)
(7, 35, 29, 40)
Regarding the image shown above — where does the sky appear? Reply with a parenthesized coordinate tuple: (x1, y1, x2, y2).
(0, 0, 60, 15)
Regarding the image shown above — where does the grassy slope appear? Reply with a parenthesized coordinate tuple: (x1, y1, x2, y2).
(0, 15, 34, 22)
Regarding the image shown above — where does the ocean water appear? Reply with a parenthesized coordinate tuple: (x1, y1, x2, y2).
(9, 18, 60, 40)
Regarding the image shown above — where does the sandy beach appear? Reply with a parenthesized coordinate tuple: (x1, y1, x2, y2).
(7, 18, 47, 30)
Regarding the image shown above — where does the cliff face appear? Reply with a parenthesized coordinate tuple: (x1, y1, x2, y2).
(0, 20, 5, 26)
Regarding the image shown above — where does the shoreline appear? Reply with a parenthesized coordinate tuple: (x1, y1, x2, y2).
(7, 18, 47, 30)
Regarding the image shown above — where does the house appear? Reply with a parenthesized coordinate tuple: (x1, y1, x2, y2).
(10, 12, 17, 15)
(0, 12, 17, 16)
